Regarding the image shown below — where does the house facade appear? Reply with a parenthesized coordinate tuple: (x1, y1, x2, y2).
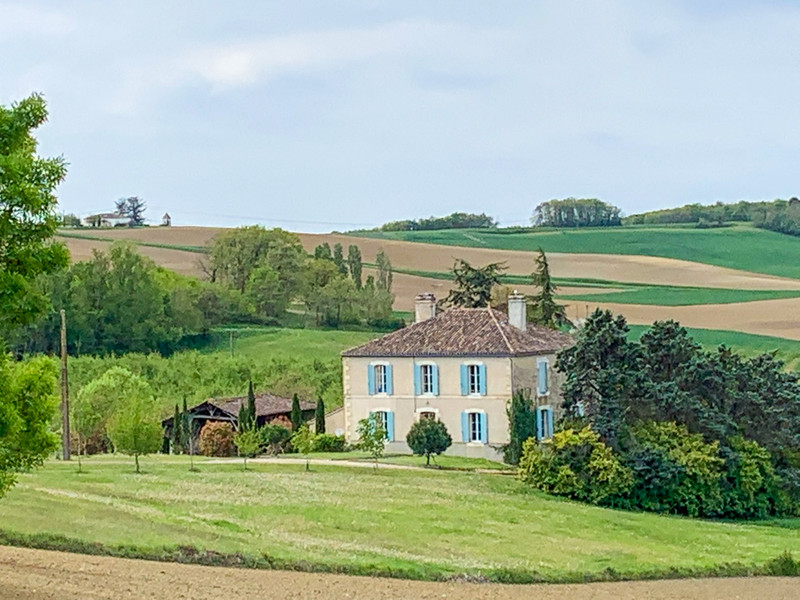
(341, 293, 573, 459)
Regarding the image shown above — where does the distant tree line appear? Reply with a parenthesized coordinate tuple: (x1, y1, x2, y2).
(519, 312, 800, 519)
(533, 198, 622, 228)
(625, 198, 800, 236)
(379, 212, 497, 231)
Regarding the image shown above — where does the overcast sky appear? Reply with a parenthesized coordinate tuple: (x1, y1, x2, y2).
(3, 1, 800, 231)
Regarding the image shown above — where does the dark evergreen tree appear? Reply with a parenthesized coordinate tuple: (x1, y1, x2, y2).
(504, 389, 538, 465)
(445, 259, 506, 308)
(171, 403, 182, 454)
(315, 398, 326, 434)
(291, 393, 302, 432)
(529, 248, 569, 329)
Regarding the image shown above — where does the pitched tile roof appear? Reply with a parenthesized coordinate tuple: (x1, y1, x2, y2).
(215, 394, 316, 418)
(342, 307, 573, 358)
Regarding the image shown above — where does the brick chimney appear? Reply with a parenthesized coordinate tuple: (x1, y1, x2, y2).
(415, 293, 436, 323)
(508, 291, 527, 331)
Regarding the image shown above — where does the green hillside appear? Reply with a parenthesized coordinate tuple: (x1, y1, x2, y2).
(354, 224, 800, 279)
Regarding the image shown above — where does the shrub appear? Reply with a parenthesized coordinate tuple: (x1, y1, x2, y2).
(406, 419, 452, 466)
(198, 422, 236, 457)
(312, 433, 346, 452)
(518, 427, 632, 504)
(628, 422, 724, 517)
(260, 423, 291, 455)
(722, 436, 789, 518)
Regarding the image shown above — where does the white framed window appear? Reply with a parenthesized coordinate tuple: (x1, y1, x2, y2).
(468, 364, 481, 395)
(374, 364, 388, 394)
(537, 406, 554, 440)
(462, 410, 487, 444)
(375, 410, 389, 433)
(421, 364, 435, 395)
(469, 412, 481, 442)
(419, 410, 436, 421)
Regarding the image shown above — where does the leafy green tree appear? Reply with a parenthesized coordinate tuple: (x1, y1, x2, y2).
(291, 424, 315, 471)
(332, 243, 348, 276)
(315, 398, 326, 434)
(233, 427, 261, 470)
(533, 198, 621, 228)
(529, 248, 569, 329)
(0, 355, 59, 497)
(357, 414, 386, 470)
(406, 419, 452, 465)
(105, 371, 162, 473)
(72, 383, 106, 471)
(313, 242, 332, 260)
(347, 244, 363, 289)
(375, 250, 393, 291)
(60, 213, 82, 227)
(380, 212, 497, 231)
(290, 393, 302, 432)
(504, 389, 537, 465)
(445, 259, 506, 308)
(0, 93, 69, 336)
(260, 422, 291, 455)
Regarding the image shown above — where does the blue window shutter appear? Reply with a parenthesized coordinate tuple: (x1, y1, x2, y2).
(546, 408, 554, 439)
(538, 362, 548, 395)
(386, 412, 395, 442)
(385, 364, 393, 395)
(367, 365, 375, 395)
(480, 413, 488, 444)
(460, 365, 469, 396)
(414, 365, 421, 395)
(432, 364, 439, 396)
(461, 411, 469, 443)
(479, 364, 487, 396)
(536, 408, 544, 440)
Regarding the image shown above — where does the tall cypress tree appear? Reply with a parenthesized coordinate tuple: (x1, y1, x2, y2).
(181, 397, 191, 454)
(246, 380, 257, 430)
(529, 247, 569, 329)
(291, 393, 302, 432)
(315, 398, 326, 434)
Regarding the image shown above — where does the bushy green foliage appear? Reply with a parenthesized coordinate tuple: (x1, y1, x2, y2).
(357, 414, 386, 469)
(105, 370, 163, 473)
(0, 94, 69, 336)
(233, 427, 261, 469)
(533, 198, 621, 228)
(314, 399, 325, 434)
(312, 433, 346, 452)
(554, 311, 800, 518)
(260, 422, 291, 455)
(0, 355, 59, 497)
(199, 422, 236, 457)
(290, 393, 302, 431)
(379, 212, 497, 231)
(406, 419, 452, 465)
(290, 424, 315, 470)
(445, 259, 506, 308)
(518, 427, 633, 504)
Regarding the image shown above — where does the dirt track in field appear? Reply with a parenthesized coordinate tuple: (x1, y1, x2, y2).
(1, 546, 797, 600)
(57, 227, 800, 339)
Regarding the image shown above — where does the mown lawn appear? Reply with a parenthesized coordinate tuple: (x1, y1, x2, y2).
(2, 456, 798, 582)
(354, 224, 800, 280)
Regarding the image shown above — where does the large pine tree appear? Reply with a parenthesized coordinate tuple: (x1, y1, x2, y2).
(529, 248, 569, 329)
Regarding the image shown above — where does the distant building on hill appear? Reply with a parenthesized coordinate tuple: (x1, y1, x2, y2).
(161, 212, 172, 226)
(82, 212, 130, 227)
(341, 293, 574, 460)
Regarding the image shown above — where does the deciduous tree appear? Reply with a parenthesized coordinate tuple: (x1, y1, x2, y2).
(406, 418, 452, 466)
(105, 370, 162, 473)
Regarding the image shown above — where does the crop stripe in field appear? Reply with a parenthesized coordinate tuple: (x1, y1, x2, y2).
(56, 231, 208, 254)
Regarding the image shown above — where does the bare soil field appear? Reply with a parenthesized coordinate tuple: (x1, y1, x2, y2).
(1, 546, 797, 600)
(564, 297, 800, 341)
(58, 237, 205, 277)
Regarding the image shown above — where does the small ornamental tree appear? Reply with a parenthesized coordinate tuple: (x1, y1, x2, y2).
(290, 393, 302, 432)
(105, 374, 163, 473)
(291, 424, 315, 471)
(261, 422, 291, 455)
(406, 419, 452, 466)
(233, 427, 261, 470)
(357, 414, 386, 470)
(198, 421, 236, 457)
(315, 398, 326, 434)
(504, 389, 538, 465)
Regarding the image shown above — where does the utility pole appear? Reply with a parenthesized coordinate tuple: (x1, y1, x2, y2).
(60, 309, 71, 460)
(229, 330, 234, 357)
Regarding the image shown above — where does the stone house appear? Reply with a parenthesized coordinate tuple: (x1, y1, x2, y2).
(341, 293, 573, 459)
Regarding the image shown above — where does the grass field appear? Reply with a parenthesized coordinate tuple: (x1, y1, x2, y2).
(628, 326, 800, 371)
(2, 456, 799, 582)
(355, 224, 800, 280)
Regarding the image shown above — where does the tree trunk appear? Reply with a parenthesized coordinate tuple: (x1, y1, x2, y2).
(426, 453, 430, 466)
(134, 454, 140, 473)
